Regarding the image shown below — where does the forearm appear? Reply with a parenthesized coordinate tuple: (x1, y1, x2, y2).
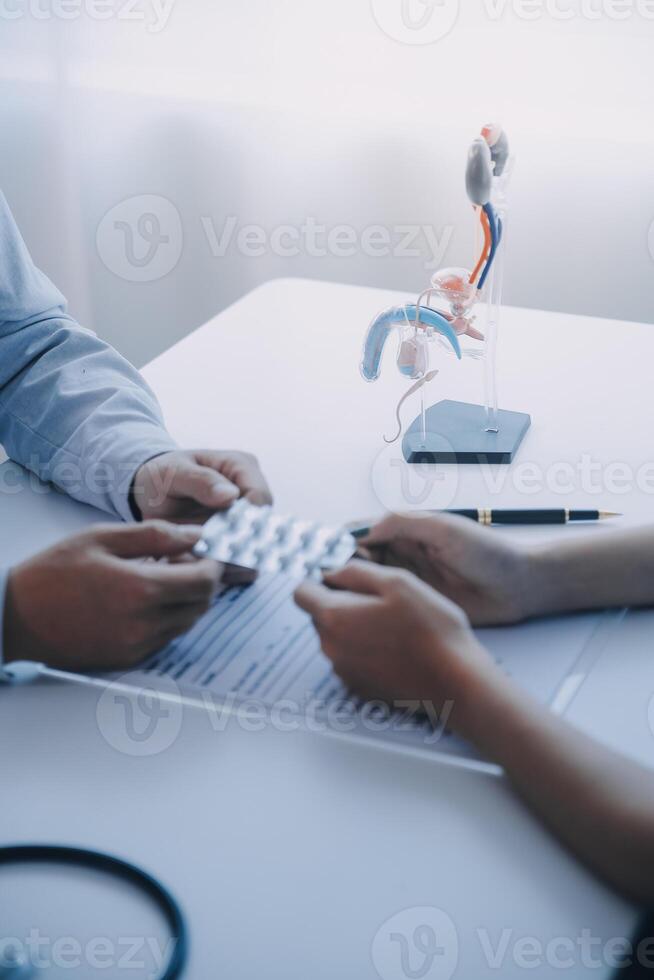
(0, 314, 176, 520)
(0, 189, 176, 520)
(459, 668, 654, 903)
(526, 525, 654, 617)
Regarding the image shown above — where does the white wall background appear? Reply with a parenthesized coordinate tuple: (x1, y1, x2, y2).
(1, 0, 653, 366)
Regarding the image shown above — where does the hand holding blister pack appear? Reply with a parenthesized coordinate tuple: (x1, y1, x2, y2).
(193, 499, 357, 578)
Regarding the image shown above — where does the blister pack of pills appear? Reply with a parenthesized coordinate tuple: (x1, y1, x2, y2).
(193, 499, 357, 578)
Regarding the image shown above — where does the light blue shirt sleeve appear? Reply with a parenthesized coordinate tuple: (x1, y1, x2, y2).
(0, 190, 178, 678)
(0, 567, 8, 679)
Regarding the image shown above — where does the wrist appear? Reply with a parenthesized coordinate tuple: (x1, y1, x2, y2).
(128, 469, 144, 521)
(520, 545, 568, 619)
(2, 568, 25, 665)
(129, 451, 174, 521)
(0, 567, 13, 674)
(453, 658, 525, 754)
(422, 630, 505, 740)
(2, 566, 43, 666)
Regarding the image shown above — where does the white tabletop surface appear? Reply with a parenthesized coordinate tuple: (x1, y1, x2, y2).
(145, 277, 654, 535)
(1, 277, 649, 978)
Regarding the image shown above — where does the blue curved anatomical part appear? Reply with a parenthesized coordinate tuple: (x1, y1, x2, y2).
(360, 305, 462, 382)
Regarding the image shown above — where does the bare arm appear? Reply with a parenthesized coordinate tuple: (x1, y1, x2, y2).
(362, 514, 654, 624)
(529, 524, 654, 616)
(461, 669, 654, 905)
(296, 560, 654, 904)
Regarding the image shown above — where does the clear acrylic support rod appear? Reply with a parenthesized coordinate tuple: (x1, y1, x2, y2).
(483, 201, 508, 433)
(420, 389, 427, 448)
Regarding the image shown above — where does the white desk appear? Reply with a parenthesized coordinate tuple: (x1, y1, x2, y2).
(1, 278, 649, 978)
(144, 278, 654, 530)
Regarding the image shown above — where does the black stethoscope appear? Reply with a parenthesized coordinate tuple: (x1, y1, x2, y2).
(0, 845, 188, 979)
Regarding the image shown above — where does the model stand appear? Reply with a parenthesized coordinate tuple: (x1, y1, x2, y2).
(361, 124, 531, 464)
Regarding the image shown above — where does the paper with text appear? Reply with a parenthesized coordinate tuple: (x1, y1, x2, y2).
(127, 573, 615, 762)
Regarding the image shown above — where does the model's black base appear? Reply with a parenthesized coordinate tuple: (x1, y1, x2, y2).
(402, 399, 531, 464)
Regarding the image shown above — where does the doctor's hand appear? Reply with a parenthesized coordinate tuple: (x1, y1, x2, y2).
(294, 560, 496, 735)
(131, 449, 273, 524)
(356, 512, 536, 626)
(3, 522, 221, 672)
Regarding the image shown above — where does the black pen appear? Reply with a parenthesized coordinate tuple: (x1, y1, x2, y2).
(350, 508, 621, 538)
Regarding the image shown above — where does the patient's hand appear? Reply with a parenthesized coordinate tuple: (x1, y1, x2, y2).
(357, 512, 536, 626)
(295, 560, 496, 734)
(132, 449, 273, 524)
(298, 560, 654, 908)
(3, 522, 221, 672)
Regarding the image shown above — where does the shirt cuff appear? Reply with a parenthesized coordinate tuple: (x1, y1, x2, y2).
(0, 566, 11, 681)
(68, 426, 178, 523)
(0, 567, 45, 684)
